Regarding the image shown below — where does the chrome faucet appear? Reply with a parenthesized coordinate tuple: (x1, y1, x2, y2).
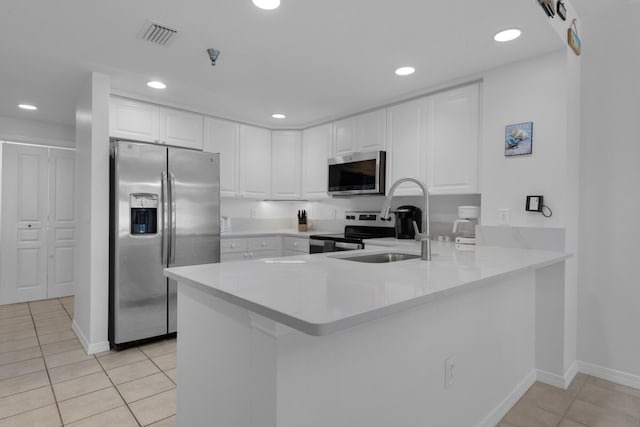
(380, 177, 431, 261)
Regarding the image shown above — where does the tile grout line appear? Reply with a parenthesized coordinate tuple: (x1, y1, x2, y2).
(29, 300, 66, 427)
(98, 360, 143, 427)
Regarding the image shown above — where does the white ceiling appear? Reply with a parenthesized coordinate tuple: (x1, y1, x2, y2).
(0, 0, 602, 129)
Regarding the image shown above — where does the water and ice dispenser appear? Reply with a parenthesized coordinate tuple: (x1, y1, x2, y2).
(130, 193, 158, 235)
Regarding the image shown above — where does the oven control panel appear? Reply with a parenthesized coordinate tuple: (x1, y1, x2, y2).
(344, 211, 395, 227)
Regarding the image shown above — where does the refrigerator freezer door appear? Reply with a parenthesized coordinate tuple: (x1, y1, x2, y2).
(111, 141, 169, 345)
(167, 149, 220, 333)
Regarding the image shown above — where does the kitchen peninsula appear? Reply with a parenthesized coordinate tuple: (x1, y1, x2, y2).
(165, 242, 569, 427)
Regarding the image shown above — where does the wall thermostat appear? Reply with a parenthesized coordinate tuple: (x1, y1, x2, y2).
(526, 195, 543, 212)
(526, 195, 553, 217)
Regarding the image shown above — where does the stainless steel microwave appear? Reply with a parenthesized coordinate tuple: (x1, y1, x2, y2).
(328, 151, 386, 195)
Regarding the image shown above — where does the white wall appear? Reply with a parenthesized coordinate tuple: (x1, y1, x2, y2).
(480, 50, 568, 227)
(73, 72, 110, 354)
(479, 48, 581, 378)
(578, 4, 640, 378)
(0, 116, 74, 148)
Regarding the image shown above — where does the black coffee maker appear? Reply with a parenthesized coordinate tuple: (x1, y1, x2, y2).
(394, 205, 422, 239)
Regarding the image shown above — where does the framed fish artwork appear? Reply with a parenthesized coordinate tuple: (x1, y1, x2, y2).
(505, 122, 533, 157)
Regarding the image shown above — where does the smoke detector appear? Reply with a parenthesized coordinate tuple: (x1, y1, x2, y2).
(138, 21, 179, 46)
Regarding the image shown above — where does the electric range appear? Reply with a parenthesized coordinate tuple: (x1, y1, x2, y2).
(309, 211, 396, 253)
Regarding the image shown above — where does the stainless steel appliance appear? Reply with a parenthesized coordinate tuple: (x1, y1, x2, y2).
(109, 139, 220, 348)
(328, 151, 386, 196)
(309, 211, 395, 253)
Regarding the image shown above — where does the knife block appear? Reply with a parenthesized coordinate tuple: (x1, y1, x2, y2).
(298, 223, 308, 232)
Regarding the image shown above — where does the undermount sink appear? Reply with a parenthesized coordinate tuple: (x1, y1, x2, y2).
(335, 252, 421, 263)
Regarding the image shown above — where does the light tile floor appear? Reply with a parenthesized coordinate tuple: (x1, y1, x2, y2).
(3, 297, 640, 426)
(0, 297, 176, 426)
(499, 372, 640, 427)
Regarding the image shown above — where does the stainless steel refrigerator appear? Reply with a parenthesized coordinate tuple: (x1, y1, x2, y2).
(109, 139, 220, 348)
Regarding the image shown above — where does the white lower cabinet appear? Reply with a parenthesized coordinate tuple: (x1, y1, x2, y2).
(221, 236, 307, 262)
(221, 237, 282, 262)
(283, 237, 309, 254)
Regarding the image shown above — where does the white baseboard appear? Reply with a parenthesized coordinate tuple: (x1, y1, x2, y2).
(537, 362, 578, 389)
(477, 370, 537, 427)
(72, 320, 110, 355)
(577, 361, 640, 390)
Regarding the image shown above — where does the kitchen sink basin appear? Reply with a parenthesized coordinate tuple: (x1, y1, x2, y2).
(335, 252, 421, 263)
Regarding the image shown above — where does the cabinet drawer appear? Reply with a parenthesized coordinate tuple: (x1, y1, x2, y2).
(283, 237, 308, 253)
(247, 237, 279, 251)
(247, 249, 279, 260)
(221, 252, 248, 262)
(221, 239, 248, 253)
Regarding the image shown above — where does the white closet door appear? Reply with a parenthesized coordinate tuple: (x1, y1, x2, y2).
(0, 143, 49, 303)
(47, 148, 76, 298)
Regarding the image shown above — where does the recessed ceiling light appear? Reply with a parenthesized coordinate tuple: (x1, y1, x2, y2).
(18, 104, 37, 110)
(272, 113, 286, 119)
(395, 66, 415, 76)
(494, 28, 522, 42)
(252, 0, 280, 10)
(147, 81, 167, 89)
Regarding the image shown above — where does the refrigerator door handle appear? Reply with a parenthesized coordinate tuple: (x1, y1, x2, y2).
(161, 172, 169, 265)
(169, 172, 177, 265)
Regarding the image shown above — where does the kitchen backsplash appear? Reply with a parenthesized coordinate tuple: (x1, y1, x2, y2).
(221, 194, 481, 238)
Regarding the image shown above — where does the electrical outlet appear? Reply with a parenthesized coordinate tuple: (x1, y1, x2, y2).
(497, 208, 511, 225)
(331, 208, 337, 219)
(445, 356, 455, 389)
(250, 208, 257, 218)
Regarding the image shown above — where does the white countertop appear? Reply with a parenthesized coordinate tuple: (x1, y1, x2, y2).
(165, 242, 569, 336)
(221, 229, 329, 238)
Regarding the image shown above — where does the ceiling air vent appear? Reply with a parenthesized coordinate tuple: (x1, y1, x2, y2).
(138, 21, 179, 46)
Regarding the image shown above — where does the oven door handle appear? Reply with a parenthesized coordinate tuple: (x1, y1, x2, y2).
(335, 241, 364, 250)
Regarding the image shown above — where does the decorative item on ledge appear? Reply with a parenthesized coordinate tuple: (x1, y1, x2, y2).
(297, 210, 308, 232)
(538, 0, 555, 17)
(567, 19, 581, 56)
(556, 0, 567, 21)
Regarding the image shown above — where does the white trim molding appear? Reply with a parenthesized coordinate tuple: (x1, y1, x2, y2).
(477, 370, 537, 427)
(537, 362, 578, 389)
(577, 361, 640, 391)
(72, 320, 110, 355)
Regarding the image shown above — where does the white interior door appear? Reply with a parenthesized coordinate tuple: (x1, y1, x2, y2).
(0, 143, 49, 303)
(47, 148, 76, 298)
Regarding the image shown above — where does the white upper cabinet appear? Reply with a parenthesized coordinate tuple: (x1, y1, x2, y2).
(110, 97, 204, 150)
(425, 83, 480, 194)
(357, 109, 387, 152)
(386, 98, 428, 196)
(301, 123, 332, 199)
(271, 131, 302, 200)
(110, 97, 159, 143)
(160, 108, 204, 150)
(239, 125, 272, 199)
(203, 117, 240, 197)
(332, 109, 386, 156)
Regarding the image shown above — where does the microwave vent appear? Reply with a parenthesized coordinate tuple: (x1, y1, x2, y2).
(138, 21, 179, 46)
